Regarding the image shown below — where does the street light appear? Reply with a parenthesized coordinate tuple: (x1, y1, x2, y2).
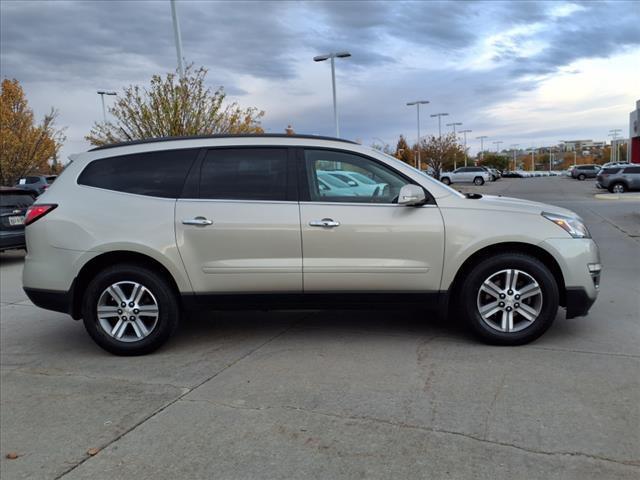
(430, 113, 449, 137)
(406, 100, 430, 170)
(97, 90, 117, 123)
(446, 122, 462, 169)
(314, 51, 351, 138)
(493, 140, 503, 153)
(446, 122, 462, 135)
(510, 144, 519, 171)
(459, 129, 472, 166)
(170, 0, 185, 77)
(476, 135, 488, 163)
(609, 129, 622, 163)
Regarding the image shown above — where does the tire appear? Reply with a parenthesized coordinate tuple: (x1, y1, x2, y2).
(460, 252, 559, 345)
(82, 264, 179, 355)
(473, 176, 485, 186)
(578, 174, 586, 181)
(441, 177, 451, 185)
(609, 182, 626, 194)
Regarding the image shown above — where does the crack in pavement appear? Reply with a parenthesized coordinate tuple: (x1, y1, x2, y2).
(55, 315, 309, 480)
(179, 398, 640, 469)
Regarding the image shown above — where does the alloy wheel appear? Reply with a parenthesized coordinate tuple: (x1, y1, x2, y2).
(96, 281, 159, 342)
(476, 269, 543, 333)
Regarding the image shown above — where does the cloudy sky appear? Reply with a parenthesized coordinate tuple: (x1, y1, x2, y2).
(1, 0, 639, 161)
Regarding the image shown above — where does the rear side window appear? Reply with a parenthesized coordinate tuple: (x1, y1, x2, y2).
(199, 148, 288, 201)
(78, 149, 199, 198)
(623, 166, 640, 174)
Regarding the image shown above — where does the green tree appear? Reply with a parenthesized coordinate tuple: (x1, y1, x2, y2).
(479, 153, 509, 171)
(86, 65, 265, 146)
(0, 79, 65, 186)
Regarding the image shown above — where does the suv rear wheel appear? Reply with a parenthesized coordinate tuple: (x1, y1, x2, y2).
(577, 173, 586, 180)
(82, 264, 179, 355)
(441, 177, 451, 185)
(460, 253, 559, 345)
(473, 176, 485, 186)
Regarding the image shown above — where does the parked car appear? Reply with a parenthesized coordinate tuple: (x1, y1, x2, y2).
(440, 167, 492, 185)
(319, 170, 388, 197)
(596, 165, 640, 193)
(571, 165, 600, 180)
(23, 134, 601, 355)
(0, 187, 35, 252)
(14, 175, 57, 196)
(482, 167, 501, 181)
(316, 173, 358, 198)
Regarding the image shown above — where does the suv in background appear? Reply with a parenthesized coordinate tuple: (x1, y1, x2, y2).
(0, 187, 35, 252)
(23, 135, 600, 355)
(14, 175, 57, 196)
(440, 167, 492, 185)
(571, 165, 599, 180)
(596, 165, 640, 193)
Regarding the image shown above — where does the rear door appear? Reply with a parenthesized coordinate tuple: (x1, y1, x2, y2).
(175, 147, 302, 294)
(298, 148, 445, 292)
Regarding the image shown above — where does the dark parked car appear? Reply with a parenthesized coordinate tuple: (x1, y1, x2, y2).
(14, 175, 57, 196)
(571, 165, 600, 180)
(596, 165, 640, 193)
(0, 187, 35, 252)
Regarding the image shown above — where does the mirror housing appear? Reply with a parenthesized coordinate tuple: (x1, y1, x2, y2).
(398, 184, 426, 206)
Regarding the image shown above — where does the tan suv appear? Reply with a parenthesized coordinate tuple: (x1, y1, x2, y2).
(22, 135, 601, 355)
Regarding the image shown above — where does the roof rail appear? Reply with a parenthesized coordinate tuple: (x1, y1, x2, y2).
(89, 134, 358, 151)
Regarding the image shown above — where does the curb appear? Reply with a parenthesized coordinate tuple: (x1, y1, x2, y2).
(594, 193, 640, 201)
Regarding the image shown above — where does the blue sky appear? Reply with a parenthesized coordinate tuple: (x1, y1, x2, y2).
(1, 0, 639, 160)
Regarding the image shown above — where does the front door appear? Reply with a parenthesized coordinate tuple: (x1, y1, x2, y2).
(176, 147, 302, 293)
(298, 148, 445, 292)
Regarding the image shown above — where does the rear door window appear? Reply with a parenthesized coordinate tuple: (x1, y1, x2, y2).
(78, 149, 199, 198)
(199, 148, 288, 201)
(623, 166, 640, 174)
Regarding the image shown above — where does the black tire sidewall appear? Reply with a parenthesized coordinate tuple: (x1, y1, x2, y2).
(82, 264, 179, 355)
(609, 182, 626, 193)
(578, 174, 585, 180)
(442, 177, 451, 185)
(474, 177, 484, 185)
(461, 253, 559, 345)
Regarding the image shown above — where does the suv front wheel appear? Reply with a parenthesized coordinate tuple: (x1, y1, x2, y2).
(461, 253, 559, 345)
(473, 176, 485, 186)
(82, 264, 180, 355)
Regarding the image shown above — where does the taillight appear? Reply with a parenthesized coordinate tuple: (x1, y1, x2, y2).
(24, 204, 57, 226)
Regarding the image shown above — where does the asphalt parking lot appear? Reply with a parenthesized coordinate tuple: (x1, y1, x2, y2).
(1, 176, 639, 480)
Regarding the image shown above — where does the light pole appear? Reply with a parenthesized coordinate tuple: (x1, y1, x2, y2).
(609, 129, 622, 163)
(314, 51, 351, 138)
(530, 147, 536, 171)
(510, 144, 519, 171)
(460, 129, 472, 166)
(170, 0, 185, 77)
(493, 140, 503, 153)
(97, 90, 116, 123)
(430, 113, 449, 137)
(446, 122, 462, 169)
(476, 135, 488, 163)
(406, 100, 429, 170)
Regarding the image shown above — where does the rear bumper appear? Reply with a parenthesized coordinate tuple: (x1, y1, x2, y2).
(24, 285, 75, 317)
(0, 231, 26, 251)
(565, 287, 596, 319)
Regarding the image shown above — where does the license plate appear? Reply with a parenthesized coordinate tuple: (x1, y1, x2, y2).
(8, 216, 24, 226)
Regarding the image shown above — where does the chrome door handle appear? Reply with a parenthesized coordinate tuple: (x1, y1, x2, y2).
(309, 218, 340, 228)
(182, 217, 213, 226)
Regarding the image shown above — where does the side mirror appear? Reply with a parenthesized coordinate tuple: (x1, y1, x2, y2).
(398, 184, 426, 206)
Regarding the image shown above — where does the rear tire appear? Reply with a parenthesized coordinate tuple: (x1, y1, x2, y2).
(460, 253, 559, 345)
(441, 177, 451, 185)
(82, 264, 179, 355)
(609, 182, 626, 193)
(473, 177, 485, 186)
(578, 174, 586, 180)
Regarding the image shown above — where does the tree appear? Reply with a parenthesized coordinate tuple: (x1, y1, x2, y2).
(394, 135, 415, 166)
(86, 65, 265, 146)
(420, 132, 465, 179)
(0, 79, 65, 186)
(479, 153, 509, 171)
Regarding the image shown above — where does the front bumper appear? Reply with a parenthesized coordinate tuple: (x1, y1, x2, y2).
(565, 288, 597, 319)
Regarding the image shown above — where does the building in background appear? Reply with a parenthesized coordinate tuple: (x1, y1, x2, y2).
(630, 100, 640, 164)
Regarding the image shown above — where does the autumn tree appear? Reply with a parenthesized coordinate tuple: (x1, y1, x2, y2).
(479, 152, 509, 171)
(420, 132, 465, 179)
(394, 135, 415, 166)
(0, 79, 65, 186)
(86, 65, 265, 146)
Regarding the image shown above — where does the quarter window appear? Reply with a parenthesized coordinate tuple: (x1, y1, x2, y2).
(199, 148, 288, 201)
(304, 149, 407, 203)
(623, 166, 640, 174)
(78, 149, 199, 198)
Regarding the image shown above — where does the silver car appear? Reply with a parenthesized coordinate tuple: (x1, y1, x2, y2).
(22, 135, 601, 355)
(596, 165, 640, 193)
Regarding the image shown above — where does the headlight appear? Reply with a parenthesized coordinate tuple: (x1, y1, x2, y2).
(542, 212, 591, 238)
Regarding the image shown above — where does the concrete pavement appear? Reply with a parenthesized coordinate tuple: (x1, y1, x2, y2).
(1, 177, 639, 479)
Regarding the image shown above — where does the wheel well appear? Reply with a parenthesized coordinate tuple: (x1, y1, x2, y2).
(71, 251, 180, 319)
(448, 242, 567, 309)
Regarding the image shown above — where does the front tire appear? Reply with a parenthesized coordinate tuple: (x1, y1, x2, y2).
(460, 253, 559, 345)
(473, 177, 485, 186)
(609, 182, 626, 193)
(578, 174, 586, 180)
(82, 264, 179, 355)
(441, 177, 451, 185)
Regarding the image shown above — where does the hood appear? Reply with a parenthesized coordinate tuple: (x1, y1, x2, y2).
(472, 195, 578, 218)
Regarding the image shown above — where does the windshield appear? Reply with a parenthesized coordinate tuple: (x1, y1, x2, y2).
(0, 194, 34, 208)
